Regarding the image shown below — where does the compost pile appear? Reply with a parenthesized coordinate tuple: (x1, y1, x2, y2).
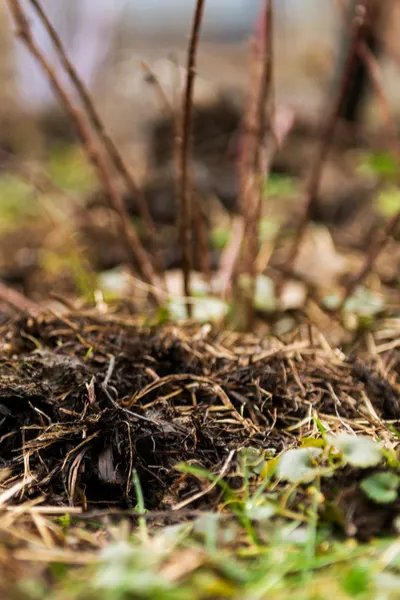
(0, 311, 399, 517)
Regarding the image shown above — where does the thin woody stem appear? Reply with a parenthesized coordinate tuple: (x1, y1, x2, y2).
(244, 0, 274, 327)
(27, 0, 157, 239)
(177, 0, 206, 317)
(278, 0, 370, 292)
(6, 0, 162, 302)
(339, 210, 400, 309)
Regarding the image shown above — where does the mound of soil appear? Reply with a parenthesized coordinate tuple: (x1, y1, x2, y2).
(0, 311, 399, 528)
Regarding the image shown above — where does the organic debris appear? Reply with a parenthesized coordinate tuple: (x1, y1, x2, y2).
(0, 312, 399, 527)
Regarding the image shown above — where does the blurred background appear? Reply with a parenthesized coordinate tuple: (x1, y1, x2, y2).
(0, 2, 399, 143)
(0, 1, 387, 143)
(0, 0, 399, 311)
(1, 1, 400, 146)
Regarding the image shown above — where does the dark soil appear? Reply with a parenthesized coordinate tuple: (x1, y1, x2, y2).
(0, 311, 399, 537)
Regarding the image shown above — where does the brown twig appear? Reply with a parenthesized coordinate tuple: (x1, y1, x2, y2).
(27, 0, 156, 239)
(176, 0, 206, 316)
(217, 216, 245, 298)
(0, 282, 42, 316)
(335, 0, 399, 157)
(244, 0, 274, 327)
(156, 63, 211, 284)
(193, 197, 212, 282)
(339, 210, 400, 309)
(6, 0, 162, 302)
(357, 41, 400, 159)
(278, 0, 370, 292)
(226, 2, 274, 327)
(363, 75, 398, 158)
(215, 39, 259, 306)
(332, 0, 400, 307)
(140, 61, 175, 120)
(217, 3, 287, 305)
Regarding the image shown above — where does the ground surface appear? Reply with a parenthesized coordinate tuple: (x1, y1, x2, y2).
(0, 308, 399, 599)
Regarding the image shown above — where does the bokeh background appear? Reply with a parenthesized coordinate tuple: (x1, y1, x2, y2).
(1, 0, 400, 150)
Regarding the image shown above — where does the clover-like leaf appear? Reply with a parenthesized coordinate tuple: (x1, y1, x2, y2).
(168, 296, 229, 323)
(239, 274, 277, 313)
(245, 500, 277, 521)
(328, 434, 382, 468)
(276, 448, 322, 483)
(361, 472, 400, 504)
(238, 447, 266, 474)
(343, 287, 384, 317)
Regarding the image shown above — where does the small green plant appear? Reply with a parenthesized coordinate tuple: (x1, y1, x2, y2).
(211, 226, 231, 249)
(328, 434, 383, 468)
(265, 174, 297, 198)
(46, 145, 95, 193)
(361, 472, 400, 505)
(0, 174, 39, 226)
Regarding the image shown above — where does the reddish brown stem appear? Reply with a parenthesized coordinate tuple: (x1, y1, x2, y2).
(177, 0, 206, 317)
(279, 0, 370, 290)
(193, 198, 212, 282)
(339, 210, 400, 309)
(0, 281, 42, 316)
(245, 0, 274, 327)
(335, 0, 399, 157)
(358, 41, 400, 158)
(217, 216, 246, 298)
(6, 0, 161, 301)
(27, 0, 157, 240)
(333, 0, 400, 306)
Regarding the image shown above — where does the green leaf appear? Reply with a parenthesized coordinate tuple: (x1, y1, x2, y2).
(238, 447, 265, 464)
(322, 293, 342, 311)
(265, 174, 297, 197)
(57, 513, 71, 530)
(0, 174, 39, 225)
(47, 145, 94, 193)
(358, 150, 398, 179)
(211, 226, 231, 249)
(328, 434, 382, 468)
(313, 416, 328, 436)
(168, 296, 229, 323)
(323, 287, 385, 319)
(276, 448, 322, 483)
(239, 274, 277, 313)
(341, 564, 371, 596)
(238, 447, 266, 473)
(97, 267, 131, 300)
(361, 472, 400, 504)
(343, 287, 384, 317)
(245, 499, 276, 521)
(153, 305, 170, 325)
(260, 457, 278, 479)
(300, 437, 325, 449)
(259, 218, 279, 242)
(376, 185, 400, 218)
(388, 424, 400, 441)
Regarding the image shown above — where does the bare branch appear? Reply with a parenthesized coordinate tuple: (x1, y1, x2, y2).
(27, 0, 157, 240)
(243, 0, 274, 327)
(0, 281, 42, 316)
(339, 210, 400, 309)
(6, 0, 162, 302)
(278, 0, 370, 291)
(176, 0, 206, 317)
